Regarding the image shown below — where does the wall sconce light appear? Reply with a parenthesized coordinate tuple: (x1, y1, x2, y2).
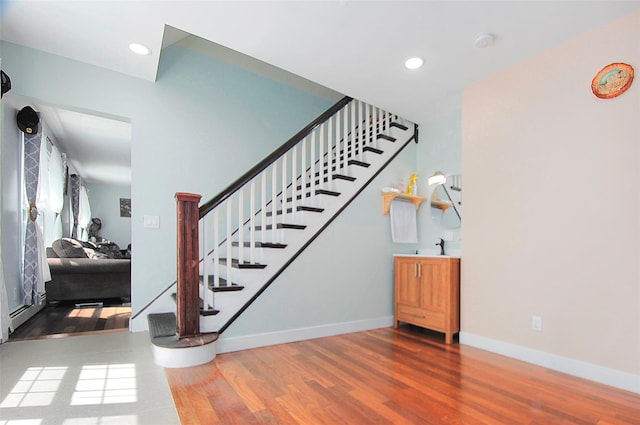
(428, 171, 446, 185)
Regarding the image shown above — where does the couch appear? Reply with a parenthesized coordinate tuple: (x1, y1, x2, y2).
(46, 238, 131, 304)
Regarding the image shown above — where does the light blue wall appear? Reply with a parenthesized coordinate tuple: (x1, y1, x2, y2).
(415, 98, 463, 253)
(85, 182, 132, 249)
(0, 41, 338, 319)
(1, 41, 419, 336)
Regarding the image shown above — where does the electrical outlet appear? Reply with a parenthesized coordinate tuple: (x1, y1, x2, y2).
(531, 315, 543, 331)
(13, 287, 18, 300)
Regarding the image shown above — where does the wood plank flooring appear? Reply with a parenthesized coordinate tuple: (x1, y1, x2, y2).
(165, 325, 640, 425)
(8, 300, 130, 341)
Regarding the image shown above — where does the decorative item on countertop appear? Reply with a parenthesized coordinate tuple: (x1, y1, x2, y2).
(591, 63, 634, 99)
(406, 173, 418, 196)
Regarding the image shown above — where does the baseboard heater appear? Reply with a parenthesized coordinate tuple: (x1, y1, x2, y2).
(9, 293, 47, 330)
(75, 302, 103, 308)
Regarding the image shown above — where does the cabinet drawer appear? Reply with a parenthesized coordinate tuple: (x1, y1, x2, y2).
(397, 305, 445, 330)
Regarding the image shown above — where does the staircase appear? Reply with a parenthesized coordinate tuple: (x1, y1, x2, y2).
(147, 97, 417, 367)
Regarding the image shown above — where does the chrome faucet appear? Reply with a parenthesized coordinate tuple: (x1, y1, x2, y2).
(436, 238, 445, 256)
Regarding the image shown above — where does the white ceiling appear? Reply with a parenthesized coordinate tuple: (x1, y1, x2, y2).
(2, 1, 639, 185)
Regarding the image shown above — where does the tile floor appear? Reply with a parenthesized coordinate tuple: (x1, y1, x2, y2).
(0, 331, 180, 425)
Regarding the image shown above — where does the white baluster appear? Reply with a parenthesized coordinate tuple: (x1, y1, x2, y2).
(260, 170, 266, 244)
(342, 105, 348, 170)
(200, 218, 208, 309)
(333, 108, 344, 173)
(359, 100, 364, 160)
(213, 209, 219, 294)
(271, 162, 277, 242)
(310, 130, 316, 199)
(281, 152, 287, 220)
(238, 188, 244, 265)
(301, 136, 307, 208)
(328, 115, 333, 183)
(350, 101, 357, 162)
(250, 179, 255, 264)
(319, 123, 325, 187)
(365, 103, 371, 150)
(226, 200, 232, 285)
(291, 145, 297, 221)
(373, 106, 380, 149)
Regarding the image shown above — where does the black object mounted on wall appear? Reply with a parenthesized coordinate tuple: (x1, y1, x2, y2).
(17, 106, 39, 134)
(1, 70, 11, 98)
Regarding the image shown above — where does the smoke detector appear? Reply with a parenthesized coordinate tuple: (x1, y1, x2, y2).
(474, 33, 496, 49)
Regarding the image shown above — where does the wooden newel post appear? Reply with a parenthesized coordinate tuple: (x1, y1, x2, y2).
(175, 192, 202, 338)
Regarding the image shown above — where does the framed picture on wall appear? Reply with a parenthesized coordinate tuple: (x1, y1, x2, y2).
(120, 198, 131, 218)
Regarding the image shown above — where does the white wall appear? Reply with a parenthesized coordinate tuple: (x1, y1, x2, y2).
(1, 103, 23, 311)
(462, 12, 639, 388)
(86, 182, 131, 249)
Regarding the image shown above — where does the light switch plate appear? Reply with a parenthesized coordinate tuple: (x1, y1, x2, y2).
(143, 215, 160, 229)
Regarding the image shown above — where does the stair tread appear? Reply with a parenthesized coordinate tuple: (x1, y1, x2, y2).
(316, 189, 340, 196)
(266, 206, 324, 216)
(148, 312, 177, 338)
(150, 332, 218, 349)
(390, 122, 409, 130)
(348, 159, 370, 168)
(170, 293, 221, 314)
(254, 223, 306, 230)
(363, 146, 384, 155)
(377, 134, 396, 142)
(200, 276, 246, 291)
(219, 258, 267, 269)
(231, 241, 287, 249)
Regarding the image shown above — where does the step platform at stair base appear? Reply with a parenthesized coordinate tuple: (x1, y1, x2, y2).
(152, 342, 216, 368)
(148, 312, 217, 368)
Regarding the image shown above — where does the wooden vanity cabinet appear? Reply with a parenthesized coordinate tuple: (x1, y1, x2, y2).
(394, 256, 460, 344)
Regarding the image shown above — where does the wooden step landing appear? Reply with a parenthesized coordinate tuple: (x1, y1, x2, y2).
(148, 312, 218, 349)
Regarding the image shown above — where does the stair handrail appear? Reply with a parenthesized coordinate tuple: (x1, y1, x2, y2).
(198, 96, 353, 219)
(133, 96, 353, 323)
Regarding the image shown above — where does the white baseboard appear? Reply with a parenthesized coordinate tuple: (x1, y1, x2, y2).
(459, 331, 640, 394)
(9, 296, 46, 331)
(216, 315, 394, 354)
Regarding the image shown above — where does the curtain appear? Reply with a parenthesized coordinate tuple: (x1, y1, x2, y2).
(47, 144, 65, 243)
(77, 184, 91, 241)
(22, 131, 50, 305)
(70, 174, 80, 239)
(70, 174, 91, 241)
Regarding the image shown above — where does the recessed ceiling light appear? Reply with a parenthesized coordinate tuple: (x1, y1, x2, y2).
(129, 43, 152, 56)
(404, 57, 424, 70)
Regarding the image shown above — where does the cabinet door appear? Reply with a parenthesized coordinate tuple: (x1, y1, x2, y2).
(395, 258, 421, 307)
(419, 260, 447, 314)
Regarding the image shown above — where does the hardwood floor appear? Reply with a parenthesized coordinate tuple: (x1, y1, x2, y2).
(166, 325, 640, 425)
(8, 299, 130, 341)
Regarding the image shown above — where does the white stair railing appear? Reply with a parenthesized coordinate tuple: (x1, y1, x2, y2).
(195, 97, 400, 315)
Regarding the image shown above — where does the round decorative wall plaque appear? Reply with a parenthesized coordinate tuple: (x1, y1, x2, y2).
(591, 63, 634, 99)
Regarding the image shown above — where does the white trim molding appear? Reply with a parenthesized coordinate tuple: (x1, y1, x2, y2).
(216, 316, 394, 354)
(460, 332, 640, 394)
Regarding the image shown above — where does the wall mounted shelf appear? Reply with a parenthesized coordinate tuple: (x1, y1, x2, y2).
(382, 192, 427, 215)
(430, 200, 452, 212)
